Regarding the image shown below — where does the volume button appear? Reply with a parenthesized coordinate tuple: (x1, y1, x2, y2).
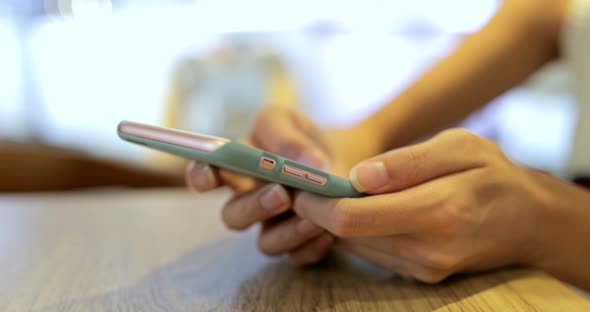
(306, 172, 327, 185)
(282, 165, 307, 178)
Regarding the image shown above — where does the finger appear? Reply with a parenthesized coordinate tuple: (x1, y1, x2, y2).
(221, 184, 291, 231)
(338, 241, 449, 284)
(349, 128, 488, 194)
(257, 216, 324, 256)
(288, 232, 335, 267)
(186, 160, 263, 194)
(293, 187, 441, 237)
(218, 169, 265, 194)
(185, 161, 220, 192)
(252, 108, 329, 169)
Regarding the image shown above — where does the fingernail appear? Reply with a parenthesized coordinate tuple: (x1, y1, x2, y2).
(188, 163, 215, 190)
(296, 219, 321, 235)
(260, 184, 290, 213)
(349, 161, 390, 192)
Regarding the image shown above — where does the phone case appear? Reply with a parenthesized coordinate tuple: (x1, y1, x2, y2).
(118, 122, 363, 198)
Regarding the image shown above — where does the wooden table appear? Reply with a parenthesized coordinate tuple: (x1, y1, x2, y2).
(1, 189, 589, 311)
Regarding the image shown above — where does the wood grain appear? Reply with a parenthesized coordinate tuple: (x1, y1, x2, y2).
(0, 189, 588, 311)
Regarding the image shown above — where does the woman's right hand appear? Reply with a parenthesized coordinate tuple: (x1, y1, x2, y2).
(186, 106, 347, 266)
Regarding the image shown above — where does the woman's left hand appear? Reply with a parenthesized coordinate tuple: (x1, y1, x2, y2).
(292, 128, 553, 283)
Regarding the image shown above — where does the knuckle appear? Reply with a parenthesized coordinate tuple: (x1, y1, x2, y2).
(482, 139, 506, 161)
(439, 128, 488, 153)
(434, 129, 476, 160)
(441, 128, 475, 141)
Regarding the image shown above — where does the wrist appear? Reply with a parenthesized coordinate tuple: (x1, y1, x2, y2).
(522, 168, 590, 288)
(521, 168, 571, 266)
(519, 169, 561, 267)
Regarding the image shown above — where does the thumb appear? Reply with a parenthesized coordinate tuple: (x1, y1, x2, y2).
(348, 130, 487, 194)
(253, 120, 330, 170)
(292, 145, 330, 171)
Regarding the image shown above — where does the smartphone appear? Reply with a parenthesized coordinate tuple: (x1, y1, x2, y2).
(117, 121, 362, 198)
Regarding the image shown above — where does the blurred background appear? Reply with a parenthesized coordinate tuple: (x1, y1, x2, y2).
(0, 0, 578, 191)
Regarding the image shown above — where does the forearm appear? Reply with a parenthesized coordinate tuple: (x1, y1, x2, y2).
(362, 0, 568, 150)
(324, 122, 385, 174)
(529, 170, 590, 291)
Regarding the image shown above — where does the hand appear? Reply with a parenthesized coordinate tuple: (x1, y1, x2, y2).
(293, 128, 554, 283)
(186, 106, 338, 266)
